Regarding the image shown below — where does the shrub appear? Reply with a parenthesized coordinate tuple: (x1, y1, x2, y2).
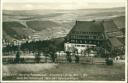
(35, 52, 41, 63)
(105, 58, 113, 65)
(15, 51, 21, 63)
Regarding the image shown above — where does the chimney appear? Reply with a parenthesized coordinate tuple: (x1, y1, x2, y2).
(92, 20, 95, 22)
(76, 20, 78, 24)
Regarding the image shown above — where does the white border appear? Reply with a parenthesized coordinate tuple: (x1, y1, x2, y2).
(0, 0, 3, 82)
(1, 80, 127, 83)
(1, 0, 127, 83)
(125, 0, 128, 83)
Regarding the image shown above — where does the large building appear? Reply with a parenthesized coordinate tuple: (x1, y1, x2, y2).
(102, 19, 124, 53)
(64, 20, 107, 53)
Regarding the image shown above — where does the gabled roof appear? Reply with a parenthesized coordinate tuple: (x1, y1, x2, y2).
(70, 21, 104, 33)
(103, 19, 119, 32)
(113, 16, 125, 29)
(109, 37, 123, 47)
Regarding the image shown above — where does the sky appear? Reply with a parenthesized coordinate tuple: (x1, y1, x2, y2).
(3, 0, 126, 10)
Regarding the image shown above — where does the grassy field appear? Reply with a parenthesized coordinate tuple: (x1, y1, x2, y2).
(2, 62, 125, 81)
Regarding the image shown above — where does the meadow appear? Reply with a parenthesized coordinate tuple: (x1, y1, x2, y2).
(3, 62, 125, 81)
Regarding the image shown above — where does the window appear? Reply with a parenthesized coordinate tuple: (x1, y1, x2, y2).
(85, 40, 87, 43)
(76, 40, 78, 43)
(90, 36, 93, 39)
(82, 45, 85, 47)
(89, 41, 92, 43)
(96, 36, 99, 39)
(71, 40, 75, 43)
(97, 41, 99, 44)
(83, 32, 85, 34)
(77, 45, 80, 47)
(93, 36, 96, 39)
(80, 40, 82, 43)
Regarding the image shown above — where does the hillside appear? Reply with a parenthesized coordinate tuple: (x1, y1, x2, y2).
(26, 21, 60, 31)
(2, 7, 125, 41)
(3, 21, 28, 40)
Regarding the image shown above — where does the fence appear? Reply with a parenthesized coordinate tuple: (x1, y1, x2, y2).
(2, 55, 106, 64)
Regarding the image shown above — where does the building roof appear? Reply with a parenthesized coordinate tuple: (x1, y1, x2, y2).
(70, 21, 104, 33)
(106, 31, 123, 38)
(109, 37, 123, 48)
(103, 19, 119, 32)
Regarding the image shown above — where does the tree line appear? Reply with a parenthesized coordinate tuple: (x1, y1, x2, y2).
(3, 40, 63, 54)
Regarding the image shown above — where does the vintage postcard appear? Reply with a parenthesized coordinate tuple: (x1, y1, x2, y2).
(1, 0, 127, 83)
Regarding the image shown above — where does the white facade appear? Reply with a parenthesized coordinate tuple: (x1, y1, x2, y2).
(32, 34, 40, 41)
(64, 42, 96, 53)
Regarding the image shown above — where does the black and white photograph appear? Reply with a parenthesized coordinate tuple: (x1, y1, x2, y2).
(1, 0, 127, 82)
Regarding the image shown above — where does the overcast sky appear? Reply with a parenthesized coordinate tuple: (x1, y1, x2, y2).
(3, 0, 126, 10)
